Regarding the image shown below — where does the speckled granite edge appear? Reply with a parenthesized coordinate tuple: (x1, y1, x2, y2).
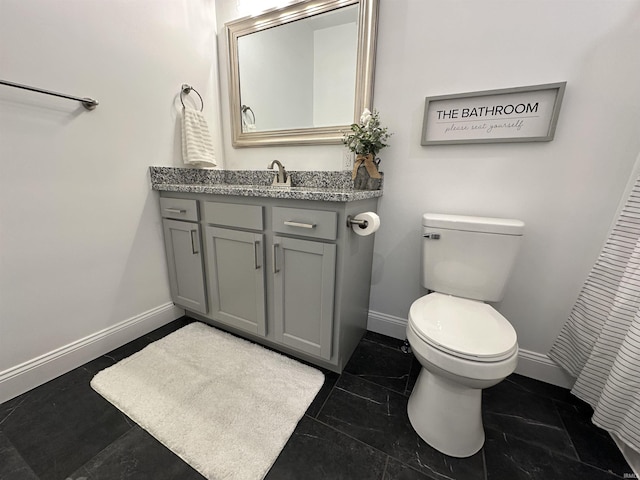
(152, 183, 382, 202)
(149, 167, 225, 185)
(149, 166, 355, 189)
(149, 166, 382, 202)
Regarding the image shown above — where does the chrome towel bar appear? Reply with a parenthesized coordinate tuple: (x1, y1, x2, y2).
(0, 79, 98, 110)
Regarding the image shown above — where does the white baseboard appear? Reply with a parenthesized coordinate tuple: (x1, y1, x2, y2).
(0, 303, 184, 404)
(367, 310, 408, 339)
(367, 309, 575, 389)
(515, 347, 574, 388)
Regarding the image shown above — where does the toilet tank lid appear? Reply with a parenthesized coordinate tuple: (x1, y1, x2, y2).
(423, 213, 524, 235)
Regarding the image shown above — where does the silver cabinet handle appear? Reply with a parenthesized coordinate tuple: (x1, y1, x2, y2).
(272, 243, 279, 274)
(254, 240, 261, 269)
(190, 230, 199, 254)
(283, 220, 316, 229)
(164, 208, 187, 214)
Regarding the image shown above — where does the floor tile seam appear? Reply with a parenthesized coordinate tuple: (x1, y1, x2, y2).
(380, 454, 458, 480)
(549, 403, 634, 476)
(481, 448, 488, 480)
(486, 426, 600, 466)
(564, 457, 634, 480)
(363, 337, 411, 355)
(404, 361, 418, 396)
(311, 416, 402, 464)
(549, 398, 582, 460)
(311, 416, 437, 479)
(311, 377, 340, 419)
(508, 376, 577, 405)
(502, 377, 551, 399)
(0, 395, 31, 424)
(483, 410, 568, 433)
(340, 371, 409, 397)
(66, 423, 138, 478)
(380, 455, 390, 480)
(69, 465, 93, 480)
(550, 394, 589, 412)
(588, 464, 636, 480)
(0, 431, 42, 480)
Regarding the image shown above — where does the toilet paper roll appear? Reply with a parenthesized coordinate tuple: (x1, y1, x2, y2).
(352, 211, 380, 236)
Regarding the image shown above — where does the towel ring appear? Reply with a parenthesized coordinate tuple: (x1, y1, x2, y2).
(241, 105, 255, 126)
(180, 84, 204, 112)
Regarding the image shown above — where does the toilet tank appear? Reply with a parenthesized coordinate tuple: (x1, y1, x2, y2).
(422, 213, 524, 302)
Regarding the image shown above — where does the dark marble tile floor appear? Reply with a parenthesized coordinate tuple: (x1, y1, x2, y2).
(0, 317, 634, 480)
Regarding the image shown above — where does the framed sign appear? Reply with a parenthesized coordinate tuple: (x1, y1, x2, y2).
(421, 82, 566, 145)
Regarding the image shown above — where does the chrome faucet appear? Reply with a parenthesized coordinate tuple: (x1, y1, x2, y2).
(267, 160, 289, 185)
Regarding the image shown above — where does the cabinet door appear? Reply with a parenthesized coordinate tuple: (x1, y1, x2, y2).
(273, 236, 336, 360)
(205, 226, 266, 336)
(162, 219, 207, 314)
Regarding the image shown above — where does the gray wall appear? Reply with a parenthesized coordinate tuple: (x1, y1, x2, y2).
(0, 0, 221, 391)
(217, 0, 640, 359)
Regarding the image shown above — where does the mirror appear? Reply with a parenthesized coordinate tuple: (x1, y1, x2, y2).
(226, 0, 379, 147)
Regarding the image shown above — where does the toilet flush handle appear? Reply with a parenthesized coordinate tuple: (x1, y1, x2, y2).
(424, 233, 441, 240)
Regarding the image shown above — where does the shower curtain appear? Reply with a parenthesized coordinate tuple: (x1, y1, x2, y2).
(549, 174, 640, 454)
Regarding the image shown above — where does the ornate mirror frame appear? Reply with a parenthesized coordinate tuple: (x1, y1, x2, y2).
(226, 0, 379, 148)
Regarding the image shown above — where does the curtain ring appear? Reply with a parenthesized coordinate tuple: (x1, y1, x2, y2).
(180, 84, 204, 112)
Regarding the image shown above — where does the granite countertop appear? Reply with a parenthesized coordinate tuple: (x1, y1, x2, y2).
(149, 167, 383, 202)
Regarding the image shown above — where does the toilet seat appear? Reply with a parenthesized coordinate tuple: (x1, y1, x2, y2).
(409, 293, 517, 362)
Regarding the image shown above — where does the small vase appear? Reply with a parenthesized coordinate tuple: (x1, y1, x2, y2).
(353, 160, 383, 190)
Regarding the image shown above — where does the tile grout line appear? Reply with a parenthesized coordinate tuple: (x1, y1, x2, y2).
(404, 357, 417, 395)
(311, 375, 340, 420)
(310, 366, 440, 478)
(61, 425, 137, 480)
(0, 430, 41, 480)
(311, 368, 424, 476)
(341, 370, 411, 398)
(550, 398, 581, 461)
(481, 447, 488, 480)
(485, 426, 579, 462)
(310, 415, 431, 479)
(380, 455, 390, 480)
(549, 399, 633, 478)
(485, 424, 629, 478)
(362, 337, 408, 354)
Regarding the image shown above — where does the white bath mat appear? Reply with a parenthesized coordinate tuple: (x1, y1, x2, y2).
(91, 322, 324, 480)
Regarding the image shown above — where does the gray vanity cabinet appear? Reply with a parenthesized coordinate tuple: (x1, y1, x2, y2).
(204, 226, 266, 336)
(273, 236, 336, 360)
(157, 191, 379, 373)
(160, 198, 207, 315)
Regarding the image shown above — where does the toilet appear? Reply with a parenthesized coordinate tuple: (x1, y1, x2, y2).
(406, 213, 524, 458)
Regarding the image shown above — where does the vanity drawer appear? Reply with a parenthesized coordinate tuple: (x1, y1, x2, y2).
(203, 201, 264, 230)
(272, 207, 337, 241)
(159, 198, 199, 222)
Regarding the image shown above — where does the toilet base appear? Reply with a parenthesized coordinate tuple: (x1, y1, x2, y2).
(407, 367, 484, 458)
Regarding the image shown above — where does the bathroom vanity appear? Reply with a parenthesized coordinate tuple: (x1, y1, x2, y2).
(151, 167, 381, 373)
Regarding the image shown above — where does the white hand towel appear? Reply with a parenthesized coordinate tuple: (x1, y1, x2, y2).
(181, 106, 217, 168)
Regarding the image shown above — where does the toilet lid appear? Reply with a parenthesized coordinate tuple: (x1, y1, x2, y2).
(409, 293, 518, 362)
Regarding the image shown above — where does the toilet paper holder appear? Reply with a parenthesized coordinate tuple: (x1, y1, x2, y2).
(346, 215, 369, 229)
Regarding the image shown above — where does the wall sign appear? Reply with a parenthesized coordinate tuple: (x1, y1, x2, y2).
(421, 82, 566, 145)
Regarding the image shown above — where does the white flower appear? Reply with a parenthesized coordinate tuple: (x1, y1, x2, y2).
(360, 108, 372, 126)
(343, 108, 391, 157)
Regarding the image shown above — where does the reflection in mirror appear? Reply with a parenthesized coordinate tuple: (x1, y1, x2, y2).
(226, 0, 379, 147)
(237, 5, 358, 132)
